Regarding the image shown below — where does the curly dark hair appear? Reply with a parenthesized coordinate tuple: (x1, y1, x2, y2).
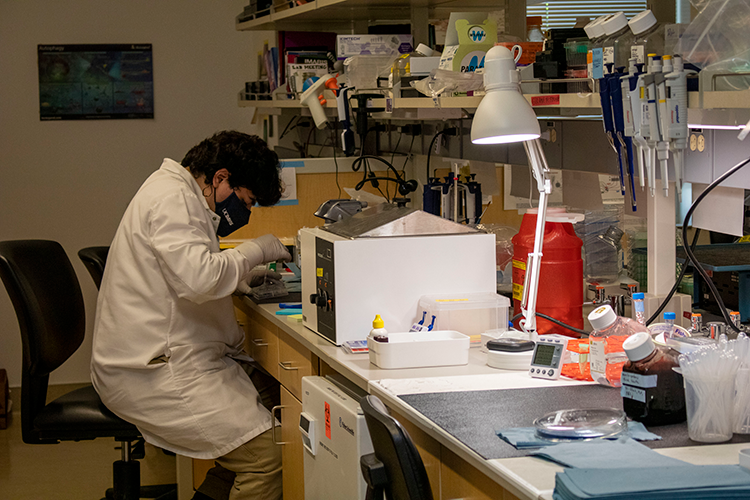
(182, 131, 282, 206)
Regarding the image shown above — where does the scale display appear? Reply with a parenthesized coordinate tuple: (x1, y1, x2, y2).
(529, 335, 569, 380)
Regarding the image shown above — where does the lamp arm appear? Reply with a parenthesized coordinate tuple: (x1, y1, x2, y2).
(520, 139, 552, 341)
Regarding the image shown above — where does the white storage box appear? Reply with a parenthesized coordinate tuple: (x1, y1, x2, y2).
(417, 293, 510, 344)
(368, 331, 469, 369)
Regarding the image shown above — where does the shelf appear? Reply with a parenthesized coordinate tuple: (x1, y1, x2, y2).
(240, 89, 750, 123)
(236, 0, 508, 31)
(239, 91, 602, 118)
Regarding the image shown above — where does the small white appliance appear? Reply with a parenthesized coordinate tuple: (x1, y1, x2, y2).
(300, 376, 373, 500)
(300, 205, 497, 345)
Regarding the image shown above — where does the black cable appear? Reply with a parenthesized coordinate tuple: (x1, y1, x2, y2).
(329, 124, 342, 199)
(390, 131, 403, 165)
(510, 312, 589, 336)
(404, 134, 416, 170)
(278, 115, 302, 141)
(353, 155, 407, 183)
(645, 228, 700, 326)
(680, 155, 750, 333)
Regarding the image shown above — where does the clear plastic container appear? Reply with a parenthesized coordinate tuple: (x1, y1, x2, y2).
(418, 292, 510, 344)
(622, 332, 686, 426)
(628, 10, 664, 65)
(526, 16, 544, 42)
(584, 15, 610, 79)
(534, 408, 627, 440)
(564, 38, 590, 68)
(576, 206, 622, 283)
(588, 304, 647, 387)
(600, 12, 632, 73)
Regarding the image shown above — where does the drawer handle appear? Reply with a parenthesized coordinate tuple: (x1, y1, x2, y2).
(278, 361, 298, 371)
(252, 338, 269, 347)
(271, 405, 288, 445)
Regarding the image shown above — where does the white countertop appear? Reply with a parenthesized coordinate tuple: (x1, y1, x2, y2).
(238, 297, 747, 500)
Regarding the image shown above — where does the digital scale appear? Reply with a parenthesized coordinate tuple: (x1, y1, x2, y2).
(529, 334, 569, 380)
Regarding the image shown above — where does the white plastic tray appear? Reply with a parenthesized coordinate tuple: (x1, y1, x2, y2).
(368, 330, 470, 369)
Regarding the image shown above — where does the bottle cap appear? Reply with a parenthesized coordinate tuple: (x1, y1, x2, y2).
(372, 314, 384, 329)
(586, 15, 611, 39)
(415, 43, 435, 57)
(628, 10, 657, 35)
(664, 312, 676, 320)
(527, 16, 543, 27)
(588, 304, 618, 331)
(602, 12, 628, 36)
(623, 332, 656, 361)
(632, 292, 644, 300)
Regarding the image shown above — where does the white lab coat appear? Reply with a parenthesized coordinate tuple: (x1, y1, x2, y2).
(91, 158, 271, 459)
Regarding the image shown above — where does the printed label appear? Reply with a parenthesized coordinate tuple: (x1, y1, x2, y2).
(621, 385, 647, 403)
(317, 268, 323, 277)
(621, 371, 658, 388)
(631, 45, 645, 65)
(592, 48, 604, 80)
(513, 283, 523, 301)
(531, 95, 560, 106)
(589, 339, 606, 376)
(602, 46, 614, 71)
(512, 259, 527, 271)
(324, 401, 331, 439)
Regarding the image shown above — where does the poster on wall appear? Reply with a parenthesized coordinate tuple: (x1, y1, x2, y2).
(38, 44, 154, 120)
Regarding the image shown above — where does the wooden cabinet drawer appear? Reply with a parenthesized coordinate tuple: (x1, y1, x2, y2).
(279, 386, 304, 500)
(243, 312, 279, 379)
(277, 329, 316, 401)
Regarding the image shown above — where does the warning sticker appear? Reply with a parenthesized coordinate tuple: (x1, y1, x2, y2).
(512, 259, 527, 271)
(324, 401, 331, 439)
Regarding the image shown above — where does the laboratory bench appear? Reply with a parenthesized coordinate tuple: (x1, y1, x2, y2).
(182, 296, 750, 500)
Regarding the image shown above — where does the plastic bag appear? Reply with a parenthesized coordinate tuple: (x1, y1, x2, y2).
(343, 55, 397, 90)
(677, 0, 750, 83)
(412, 68, 484, 107)
(477, 224, 516, 270)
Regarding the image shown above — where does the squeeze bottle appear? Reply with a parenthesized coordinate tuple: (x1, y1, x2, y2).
(370, 315, 388, 343)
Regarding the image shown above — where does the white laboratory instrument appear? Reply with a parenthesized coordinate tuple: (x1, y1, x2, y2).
(529, 334, 569, 380)
(300, 204, 496, 345)
(301, 376, 373, 500)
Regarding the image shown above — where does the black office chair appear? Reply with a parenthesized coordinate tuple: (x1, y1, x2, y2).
(360, 395, 433, 500)
(78, 245, 109, 289)
(0, 240, 176, 500)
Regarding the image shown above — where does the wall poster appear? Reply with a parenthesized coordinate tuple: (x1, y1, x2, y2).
(38, 44, 153, 120)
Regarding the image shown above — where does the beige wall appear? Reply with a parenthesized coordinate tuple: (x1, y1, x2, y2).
(0, 0, 271, 386)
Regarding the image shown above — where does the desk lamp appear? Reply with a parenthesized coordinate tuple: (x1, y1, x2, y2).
(471, 45, 549, 341)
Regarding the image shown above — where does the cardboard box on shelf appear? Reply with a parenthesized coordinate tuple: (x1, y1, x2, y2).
(439, 17, 498, 73)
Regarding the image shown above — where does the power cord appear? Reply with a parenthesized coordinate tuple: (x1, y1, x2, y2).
(426, 127, 458, 182)
(510, 312, 589, 336)
(678, 155, 750, 333)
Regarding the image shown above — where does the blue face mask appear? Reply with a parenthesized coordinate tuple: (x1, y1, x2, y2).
(214, 190, 251, 237)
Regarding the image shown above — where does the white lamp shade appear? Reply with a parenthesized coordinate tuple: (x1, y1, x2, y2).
(471, 45, 540, 145)
(471, 88, 541, 144)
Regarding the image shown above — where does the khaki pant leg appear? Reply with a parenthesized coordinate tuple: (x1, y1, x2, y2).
(215, 428, 282, 500)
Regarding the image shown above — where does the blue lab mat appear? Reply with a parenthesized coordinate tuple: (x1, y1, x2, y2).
(399, 385, 750, 460)
(554, 465, 750, 499)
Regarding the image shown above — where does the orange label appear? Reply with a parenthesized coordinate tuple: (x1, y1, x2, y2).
(531, 94, 560, 106)
(324, 401, 331, 439)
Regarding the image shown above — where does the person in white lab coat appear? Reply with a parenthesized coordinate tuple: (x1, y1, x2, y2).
(91, 131, 290, 500)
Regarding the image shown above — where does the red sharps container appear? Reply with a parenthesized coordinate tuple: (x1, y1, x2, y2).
(511, 208, 583, 337)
